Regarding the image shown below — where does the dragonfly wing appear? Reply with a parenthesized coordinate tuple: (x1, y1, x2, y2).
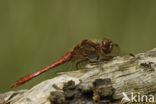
(55, 58, 91, 75)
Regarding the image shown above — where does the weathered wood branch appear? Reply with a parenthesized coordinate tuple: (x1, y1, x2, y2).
(1, 48, 156, 104)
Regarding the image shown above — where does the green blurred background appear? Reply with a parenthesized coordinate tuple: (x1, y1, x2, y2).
(0, 0, 156, 93)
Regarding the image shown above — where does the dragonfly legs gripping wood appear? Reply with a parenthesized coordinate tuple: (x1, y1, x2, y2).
(75, 56, 100, 70)
(89, 56, 114, 64)
(76, 59, 89, 70)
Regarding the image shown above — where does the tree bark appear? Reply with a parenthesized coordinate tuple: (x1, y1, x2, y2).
(1, 48, 156, 104)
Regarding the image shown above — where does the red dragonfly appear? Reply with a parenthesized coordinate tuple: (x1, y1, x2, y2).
(11, 38, 119, 88)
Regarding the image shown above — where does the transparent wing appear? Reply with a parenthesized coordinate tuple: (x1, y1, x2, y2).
(55, 58, 91, 75)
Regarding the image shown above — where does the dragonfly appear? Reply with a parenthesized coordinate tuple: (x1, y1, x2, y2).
(11, 38, 119, 88)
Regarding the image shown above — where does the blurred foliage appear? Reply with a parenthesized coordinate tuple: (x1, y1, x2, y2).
(0, 0, 156, 93)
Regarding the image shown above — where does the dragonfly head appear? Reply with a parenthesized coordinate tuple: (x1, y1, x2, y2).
(101, 38, 119, 55)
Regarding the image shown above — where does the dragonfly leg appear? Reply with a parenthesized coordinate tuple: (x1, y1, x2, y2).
(96, 56, 99, 60)
(89, 56, 100, 63)
(76, 59, 89, 70)
(89, 56, 114, 63)
(100, 56, 114, 62)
